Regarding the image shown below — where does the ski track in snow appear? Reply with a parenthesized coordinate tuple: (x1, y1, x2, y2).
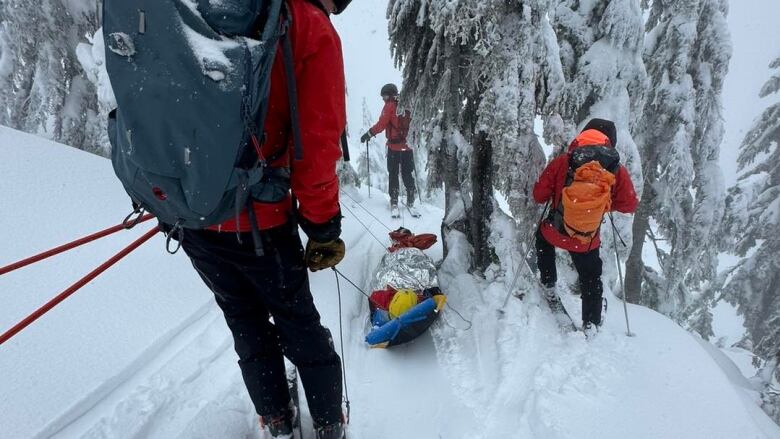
(53, 307, 257, 439)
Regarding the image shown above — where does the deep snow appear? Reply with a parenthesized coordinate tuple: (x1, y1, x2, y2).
(1, 126, 779, 438)
(2, 0, 780, 436)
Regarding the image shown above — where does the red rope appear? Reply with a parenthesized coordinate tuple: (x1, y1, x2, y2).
(0, 214, 154, 277)
(0, 226, 159, 346)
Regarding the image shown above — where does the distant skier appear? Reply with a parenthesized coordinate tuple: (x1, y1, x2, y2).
(532, 119, 639, 337)
(360, 83, 420, 218)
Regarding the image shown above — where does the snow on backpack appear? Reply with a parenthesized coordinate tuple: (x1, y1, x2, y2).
(556, 144, 621, 244)
(103, 0, 301, 246)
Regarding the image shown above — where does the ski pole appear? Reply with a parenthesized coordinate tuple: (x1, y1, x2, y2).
(365, 140, 371, 198)
(498, 202, 550, 314)
(0, 214, 154, 277)
(609, 213, 633, 337)
(0, 225, 159, 346)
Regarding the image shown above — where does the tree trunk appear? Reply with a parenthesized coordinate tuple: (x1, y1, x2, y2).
(441, 126, 462, 260)
(441, 44, 463, 260)
(469, 131, 494, 273)
(625, 177, 653, 303)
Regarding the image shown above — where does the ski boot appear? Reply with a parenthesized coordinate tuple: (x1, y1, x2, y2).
(315, 422, 346, 439)
(583, 321, 600, 339)
(260, 410, 294, 439)
(390, 202, 401, 219)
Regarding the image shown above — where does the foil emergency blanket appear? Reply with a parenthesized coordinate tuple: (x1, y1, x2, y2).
(371, 247, 439, 292)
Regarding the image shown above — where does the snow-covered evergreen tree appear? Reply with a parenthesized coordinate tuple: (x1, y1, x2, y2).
(749, 352, 780, 426)
(625, 0, 730, 320)
(547, 0, 646, 166)
(719, 55, 780, 364)
(479, 1, 557, 246)
(387, 0, 557, 271)
(0, 0, 104, 155)
(386, 0, 475, 261)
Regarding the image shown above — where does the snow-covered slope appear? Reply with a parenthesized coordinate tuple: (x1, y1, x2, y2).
(2, 126, 779, 438)
(0, 127, 215, 438)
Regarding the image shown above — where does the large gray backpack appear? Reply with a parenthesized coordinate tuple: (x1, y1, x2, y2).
(104, 0, 302, 251)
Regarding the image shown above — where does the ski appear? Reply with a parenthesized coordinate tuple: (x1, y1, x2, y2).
(405, 205, 421, 218)
(544, 293, 578, 332)
(286, 363, 303, 439)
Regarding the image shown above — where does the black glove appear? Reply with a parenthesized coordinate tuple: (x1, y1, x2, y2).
(360, 132, 372, 143)
(298, 211, 342, 243)
(298, 212, 345, 272)
(305, 238, 346, 271)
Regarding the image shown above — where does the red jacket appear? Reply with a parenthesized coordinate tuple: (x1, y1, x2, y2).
(212, 0, 345, 233)
(533, 130, 639, 252)
(369, 99, 411, 152)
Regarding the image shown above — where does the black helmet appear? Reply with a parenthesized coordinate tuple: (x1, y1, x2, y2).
(380, 83, 399, 98)
(582, 118, 617, 147)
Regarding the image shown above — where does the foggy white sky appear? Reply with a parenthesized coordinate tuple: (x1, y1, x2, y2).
(721, 0, 780, 184)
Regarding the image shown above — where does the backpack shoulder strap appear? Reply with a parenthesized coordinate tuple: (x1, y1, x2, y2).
(281, 5, 304, 161)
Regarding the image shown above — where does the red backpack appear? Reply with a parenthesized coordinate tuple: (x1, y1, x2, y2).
(388, 108, 411, 143)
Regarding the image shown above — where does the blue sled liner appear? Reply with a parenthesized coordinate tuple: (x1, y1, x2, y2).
(365, 297, 442, 348)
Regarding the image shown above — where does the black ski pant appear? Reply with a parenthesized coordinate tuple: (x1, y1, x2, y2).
(181, 222, 343, 427)
(536, 230, 604, 325)
(387, 149, 415, 205)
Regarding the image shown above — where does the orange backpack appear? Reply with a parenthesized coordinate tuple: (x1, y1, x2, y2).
(555, 141, 621, 244)
(561, 161, 616, 243)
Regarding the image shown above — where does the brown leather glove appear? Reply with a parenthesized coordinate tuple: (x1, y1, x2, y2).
(305, 239, 346, 272)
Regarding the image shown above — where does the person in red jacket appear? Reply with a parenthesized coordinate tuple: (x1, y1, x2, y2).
(533, 118, 639, 335)
(360, 83, 417, 213)
(180, 1, 351, 438)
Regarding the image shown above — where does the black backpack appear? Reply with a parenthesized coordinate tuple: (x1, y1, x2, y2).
(104, 0, 302, 252)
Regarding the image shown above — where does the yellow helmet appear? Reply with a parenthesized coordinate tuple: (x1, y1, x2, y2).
(388, 289, 418, 319)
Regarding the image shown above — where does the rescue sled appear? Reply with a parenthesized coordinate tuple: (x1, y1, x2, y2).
(365, 229, 447, 348)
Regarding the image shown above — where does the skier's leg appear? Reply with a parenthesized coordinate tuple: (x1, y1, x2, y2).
(245, 223, 344, 429)
(400, 150, 416, 204)
(535, 229, 557, 287)
(181, 230, 291, 418)
(569, 248, 604, 325)
(387, 149, 401, 205)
